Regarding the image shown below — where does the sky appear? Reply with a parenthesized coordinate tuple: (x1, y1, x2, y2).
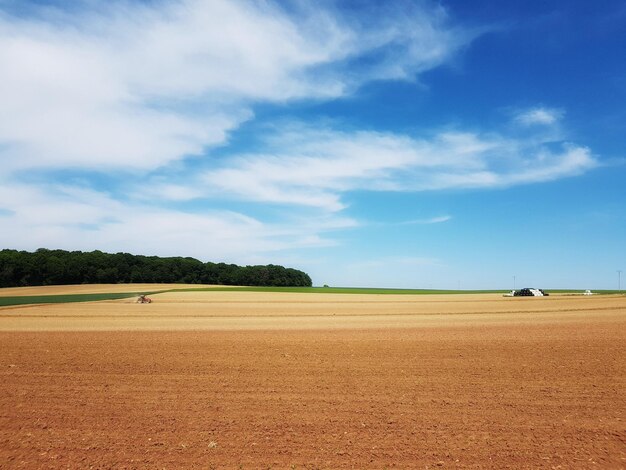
(0, 0, 624, 289)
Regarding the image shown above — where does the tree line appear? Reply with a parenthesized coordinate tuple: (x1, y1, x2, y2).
(0, 249, 312, 288)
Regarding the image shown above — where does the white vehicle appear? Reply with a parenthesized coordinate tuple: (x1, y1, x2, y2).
(583, 290, 593, 296)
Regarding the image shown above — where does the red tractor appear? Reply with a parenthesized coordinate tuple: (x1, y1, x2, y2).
(136, 294, 152, 304)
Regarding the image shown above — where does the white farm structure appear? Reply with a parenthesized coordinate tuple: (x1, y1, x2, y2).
(504, 288, 548, 297)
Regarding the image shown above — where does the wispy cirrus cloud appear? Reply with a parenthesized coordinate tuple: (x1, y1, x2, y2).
(514, 106, 564, 126)
(199, 122, 597, 211)
(400, 215, 452, 225)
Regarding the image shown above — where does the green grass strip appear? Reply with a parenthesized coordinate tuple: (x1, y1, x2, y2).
(548, 289, 624, 295)
(0, 292, 156, 307)
(171, 286, 508, 295)
(170, 286, 626, 295)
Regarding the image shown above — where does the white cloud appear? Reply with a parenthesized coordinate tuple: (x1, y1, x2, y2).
(502, 144, 594, 184)
(199, 125, 597, 211)
(515, 107, 564, 126)
(401, 215, 452, 225)
(200, 128, 501, 210)
(0, 0, 470, 174)
(202, 128, 422, 210)
(0, 180, 356, 262)
(0, 0, 476, 265)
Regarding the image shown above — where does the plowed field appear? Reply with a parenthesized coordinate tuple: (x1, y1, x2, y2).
(1, 288, 624, 468)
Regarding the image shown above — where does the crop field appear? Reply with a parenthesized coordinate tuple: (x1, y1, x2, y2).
(0, 285, 625, 468)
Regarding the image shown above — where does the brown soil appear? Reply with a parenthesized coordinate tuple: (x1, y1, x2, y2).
(0, 290, 625, 468)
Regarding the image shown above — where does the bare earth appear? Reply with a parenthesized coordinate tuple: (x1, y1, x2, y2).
(0, 286, 624, 468)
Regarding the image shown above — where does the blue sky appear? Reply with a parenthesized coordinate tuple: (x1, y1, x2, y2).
(0, 0, 624, 289)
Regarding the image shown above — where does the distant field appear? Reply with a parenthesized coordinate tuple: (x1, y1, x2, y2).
(2, 284, 621, 308)
(0, 286, 624, 331)
(0, 285, 504, 307)
(0, 283, 219, 307)
(0, 283, 221, 297)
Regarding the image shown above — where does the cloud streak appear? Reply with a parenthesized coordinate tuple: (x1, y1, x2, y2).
(400, 216, 452, 225)
(200, 124, 597, 211)
(514, 106, 564, 126)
